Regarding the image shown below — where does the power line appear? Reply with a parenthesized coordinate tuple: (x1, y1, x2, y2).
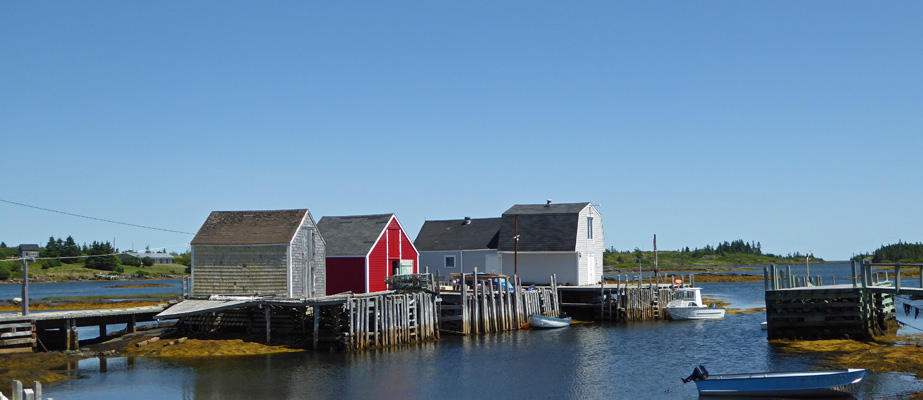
(0, 198, 195, 235)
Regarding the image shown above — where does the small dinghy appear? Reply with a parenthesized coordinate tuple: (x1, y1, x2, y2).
(528, 314, 572, 329)
(682, 365, 868, 397)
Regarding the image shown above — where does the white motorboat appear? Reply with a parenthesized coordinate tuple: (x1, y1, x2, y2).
(664, 287, 726, 320)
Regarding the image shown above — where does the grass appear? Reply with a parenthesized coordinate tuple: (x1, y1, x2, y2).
(605, 250, 826, 271)
(8, 262, 188, 281)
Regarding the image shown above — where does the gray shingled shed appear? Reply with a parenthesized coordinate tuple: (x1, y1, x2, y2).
(190, 209, 326, 298)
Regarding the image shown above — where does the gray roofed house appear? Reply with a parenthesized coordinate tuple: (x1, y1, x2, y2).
(414, 217, 502, 279)
(497, 201, 604, 286)
(18, 244, 40, 260)
(317, 214, 394, 256)
(119, 252, 175, 265)
(414, 217, 501, 251)
(190, 209, 326, 298)
(317, 214, 418, 294)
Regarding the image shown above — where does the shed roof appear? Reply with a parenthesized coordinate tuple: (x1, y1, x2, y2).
(190, 209, 309, 245)
(316, 214, 395, 256)
(414, 218, 501, 251)
(497, 202, 591, 252)
(18, 244, 40, 252)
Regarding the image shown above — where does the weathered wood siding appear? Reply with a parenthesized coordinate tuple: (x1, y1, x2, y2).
(192, 245, 288, 297)
(290, 216, 326, 298)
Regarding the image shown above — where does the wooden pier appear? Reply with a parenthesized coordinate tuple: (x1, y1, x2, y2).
(557, 273, 693, 322)
(763, 261, 922, 340)
(0, 305, 167, 351)
(437, 271, 560, 335)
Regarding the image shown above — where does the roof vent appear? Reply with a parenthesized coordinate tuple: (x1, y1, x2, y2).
(545, 199, 552, 207)
(464, 217, 472, 225)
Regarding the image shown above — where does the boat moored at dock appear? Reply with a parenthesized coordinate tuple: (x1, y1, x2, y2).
(528, 314, 572, 329)
(663, 287, 725, 320)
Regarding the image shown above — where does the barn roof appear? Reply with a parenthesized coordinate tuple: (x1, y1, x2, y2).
(190, 209, 309, 245)
(497, 202, 591, 252)
(414, 218, 501, 251)
(316, 214, 395, 256)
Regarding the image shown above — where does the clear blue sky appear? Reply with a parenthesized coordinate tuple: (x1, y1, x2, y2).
(2, 2, 921, 260)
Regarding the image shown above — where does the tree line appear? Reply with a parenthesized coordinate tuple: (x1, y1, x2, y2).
(0, 237, 191, 278)
(851, 241, 923, 263)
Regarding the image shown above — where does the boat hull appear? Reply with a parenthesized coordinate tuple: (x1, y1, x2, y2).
(694, 369, 868, 397)
(664, 306, 726, 320)
(528, 314, 571, 329)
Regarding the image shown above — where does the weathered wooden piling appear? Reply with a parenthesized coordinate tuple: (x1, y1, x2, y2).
(764, 261, 905, 340)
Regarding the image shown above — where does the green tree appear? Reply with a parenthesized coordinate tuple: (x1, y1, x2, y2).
(141, 256, 154, 267)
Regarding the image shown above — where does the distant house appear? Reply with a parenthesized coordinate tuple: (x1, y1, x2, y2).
(414, 217, 501, 278)
(119, 252, 174, 265)
(497, 201, 604, 286)
(190, 209, 326, 298)
(18, 244, 40, 260)
(317, 214, 418, 294)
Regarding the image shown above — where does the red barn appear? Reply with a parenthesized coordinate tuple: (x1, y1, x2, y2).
(317, 214, 419, 294)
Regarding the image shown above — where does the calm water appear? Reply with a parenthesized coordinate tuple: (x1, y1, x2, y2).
(37, 268, 923, 399)
(0, 279, 181, 299)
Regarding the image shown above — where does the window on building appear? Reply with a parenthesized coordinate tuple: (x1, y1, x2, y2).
(445, 255, 456, 268)
(587, 217, 594, 240)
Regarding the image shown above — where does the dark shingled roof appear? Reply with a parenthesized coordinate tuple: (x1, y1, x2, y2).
(190, 209, 309, 245)
(497, 202, 590, 252)
(316, 214, 394, 256)
(413, 218, 501, 251)
(18, 244, 40, 252)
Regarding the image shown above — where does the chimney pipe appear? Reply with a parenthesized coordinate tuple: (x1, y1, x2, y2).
(545, 199, 552, 207)
(464, 217, 471, 225)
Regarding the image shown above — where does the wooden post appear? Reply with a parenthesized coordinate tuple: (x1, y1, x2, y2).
(461, 275, 469, 334)
(313, 306, 320, 350)
(600, 277, 605, 320)
(264, 306, 271, 344)
(473, 269, 479, 335)
(99, 324, 107, 340)
(852, 260, 858, 288)
(895, 265, 901, 295)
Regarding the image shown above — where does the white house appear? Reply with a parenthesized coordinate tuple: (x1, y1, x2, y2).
(497, 201, 604, 286)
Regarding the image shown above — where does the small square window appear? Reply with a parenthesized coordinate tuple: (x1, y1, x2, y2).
(445, 256, 456, 268)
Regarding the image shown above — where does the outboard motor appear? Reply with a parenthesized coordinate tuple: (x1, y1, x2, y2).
(682, 365, 709, 383)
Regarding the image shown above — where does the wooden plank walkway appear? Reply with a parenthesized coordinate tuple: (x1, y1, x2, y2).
(0, 305, 168, 351)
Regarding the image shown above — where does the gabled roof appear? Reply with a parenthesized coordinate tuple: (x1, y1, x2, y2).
(497, 202, 591, 252)
(316, 214, 395, 256)
(191, 209, 309, 245)
(122, 252, 174, 260)
(414, 218, 501, 251)
(18, 244, 40, 252)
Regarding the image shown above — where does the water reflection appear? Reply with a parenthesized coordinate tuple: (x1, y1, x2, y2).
(45, 280, 923, 399)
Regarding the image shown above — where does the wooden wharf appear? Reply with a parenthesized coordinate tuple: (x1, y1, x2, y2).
(437, 269, 560, 335)
(763, 261, 923, 340)
(0, 305, 167, 351)
(557, 273, 693, 322)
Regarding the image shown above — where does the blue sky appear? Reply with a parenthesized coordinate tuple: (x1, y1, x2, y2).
(2, 2, 921, 260)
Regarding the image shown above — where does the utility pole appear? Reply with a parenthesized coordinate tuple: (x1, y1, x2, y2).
(514, 215, 519, 278)
(21, 257, 28, 316)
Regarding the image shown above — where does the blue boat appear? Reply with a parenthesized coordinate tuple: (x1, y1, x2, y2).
(683, 365, 868, 397)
